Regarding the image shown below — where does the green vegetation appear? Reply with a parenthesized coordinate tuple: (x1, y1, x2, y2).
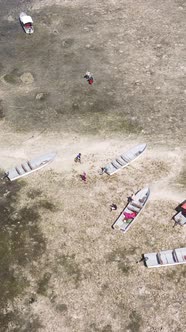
(106, 247, 137, 275)
(0, 173, 46, 330)
(3, 69, 20, 84)
(39, 199, 57, 212)
(0, 100, 5, 119)
(55, 303, 68, 312)
(57, 254, 82, 286)
(37, 272, 52, 296)
(88, 323, 113, 332)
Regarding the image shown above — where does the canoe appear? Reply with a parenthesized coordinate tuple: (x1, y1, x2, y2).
(173, 202, 186, 226)
(103, 144, 146, 175)
(144, 247, 186, 268)
(173, 211, 186, 226)
(4, 152, 56, 181)
(112, 187, 150, 233)
(19, 12, 34, 34)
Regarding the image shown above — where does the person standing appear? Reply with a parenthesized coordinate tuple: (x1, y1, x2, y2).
(81, 172, 87, 183)
(75, 153, 81, 163)
(84, 71, 94, 85)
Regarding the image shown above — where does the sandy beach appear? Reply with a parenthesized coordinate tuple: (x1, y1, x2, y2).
(0, 0, 185, 331)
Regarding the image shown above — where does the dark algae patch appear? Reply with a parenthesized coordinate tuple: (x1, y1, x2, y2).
(126, 311, 143, 332)
(55, 303, 68, 313)
(0, 100, 5, 119)
(88, 323, 113, 332)
(106, 247, 137, 275)
(0, 174, 46, 331)
(27, 188, 42, 199)
(37, 272, 52, 296)
(57, 253, 82, 286)
(0, 312, 43, 332)
(3, 68, 21, 84)
(38, 199, 57, 212)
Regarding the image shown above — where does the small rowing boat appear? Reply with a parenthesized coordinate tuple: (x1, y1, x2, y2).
(112, 187, 150, 233)
(4, 152, 56, 181)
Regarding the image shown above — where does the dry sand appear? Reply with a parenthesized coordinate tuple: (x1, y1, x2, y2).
(0, 0, 185, 332)
(0, 130, 186, 332)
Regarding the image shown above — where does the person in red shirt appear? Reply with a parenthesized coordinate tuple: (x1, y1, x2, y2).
(81, 172, 87, 183)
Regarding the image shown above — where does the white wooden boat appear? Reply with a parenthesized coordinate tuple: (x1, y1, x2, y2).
(112, 187, 150, 233)
(103, 144, 146, 175)
(173, 202, 186, 226)
(19, 12, 34, 34)
(4, 152, 56, 181)
(144, 247, 186, 268)
(174, 211, 186, 226)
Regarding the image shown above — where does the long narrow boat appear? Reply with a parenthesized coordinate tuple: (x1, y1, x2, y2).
(144, 248, 186, 268)
(112, 187, 150, 233)
(173, 202, 186, 226)
(174, 212, 186, 226)
(4, 152, 56, 181)
(103, 144, 147, 175)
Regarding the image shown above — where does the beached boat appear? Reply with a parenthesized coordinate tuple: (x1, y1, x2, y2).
(4, 152, 56, 181)
(19, 12, 34, 34)
(112, 187, 150, 233)
(103, 144, 146, 175)
(173, 202, 186, 226)
(144, 247, 186, 268)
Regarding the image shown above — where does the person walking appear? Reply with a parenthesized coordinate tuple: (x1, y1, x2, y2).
(74, 153, 81, 163)
(81, 172, 87, 183)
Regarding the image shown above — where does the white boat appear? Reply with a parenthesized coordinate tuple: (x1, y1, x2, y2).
(144, 247, 186, 268)
(112, 187, 150, 233)
(173, 202, 186, 226)
(103, 144, 146, 175)
(4, 152, 56, 181)
(19, 12, 34, 34)
(174, 211, 186, 226)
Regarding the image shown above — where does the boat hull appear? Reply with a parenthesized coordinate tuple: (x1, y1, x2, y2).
(104, 144, 147, 175)
(112, 187, 150, 233)
(5, 152, 56, 181)
(144, 248, 186, 268)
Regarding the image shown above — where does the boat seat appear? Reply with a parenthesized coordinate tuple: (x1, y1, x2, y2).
(15, 167, 21, 175)
(172, 250, 179, 263)
(21, 164, 28, 172)
(111, 161, 120, 169)
(157, 253, 163, 265)
(27, 161, 33, 170)
(139, 196, 146, 203)
(121, 156, 130, 163)
(127, 204, 140, 213)
(116, 158, 125, 166)
(131, 201, 143, 209)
